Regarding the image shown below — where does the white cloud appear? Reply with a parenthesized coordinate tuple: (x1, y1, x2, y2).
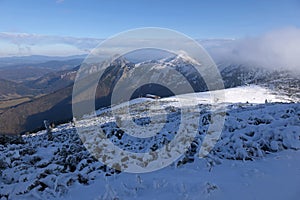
(0, 32, 102, 57)
(207, 27, 300, 72)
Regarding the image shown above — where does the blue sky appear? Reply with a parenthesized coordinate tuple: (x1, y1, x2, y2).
(1, 0, 300, 38)
(0, 0, 300, 56)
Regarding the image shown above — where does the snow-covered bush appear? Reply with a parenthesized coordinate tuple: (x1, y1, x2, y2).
(179, 103, 300, 166)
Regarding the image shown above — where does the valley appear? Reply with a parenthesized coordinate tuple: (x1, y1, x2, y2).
(0, 56, 82, 129)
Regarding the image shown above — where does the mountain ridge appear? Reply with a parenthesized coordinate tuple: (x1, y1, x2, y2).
(0, 55, 299, 134)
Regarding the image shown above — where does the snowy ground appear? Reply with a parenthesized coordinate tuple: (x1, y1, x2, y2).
(0, 85, 299, 199)
(61, 150, 300, 200)
(162, 84, 296, 106)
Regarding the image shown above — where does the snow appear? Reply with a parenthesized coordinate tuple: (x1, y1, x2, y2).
(163, 85, 295, 107)
(0, 85, 299, 199)
(59, 150, 300, 200)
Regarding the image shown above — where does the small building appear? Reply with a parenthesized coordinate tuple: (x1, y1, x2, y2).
(145, 94, 161, 99)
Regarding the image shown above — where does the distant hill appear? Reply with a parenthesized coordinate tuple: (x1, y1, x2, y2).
(24, 66, 79, 94)
(0, 55, 86, 68)
(0, 79, 37, 100)
(0, 59, 83, 82)
(0, 85, 73, 134)
(0, 58, 133, 134)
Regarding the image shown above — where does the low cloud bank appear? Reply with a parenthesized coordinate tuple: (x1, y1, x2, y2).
(0, 32, 102, 57)
(207, 27, 300, 72)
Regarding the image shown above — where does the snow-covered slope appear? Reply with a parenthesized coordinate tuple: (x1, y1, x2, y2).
(61, 150, 300, 200)
(162, 84, 296, 106)
(218, 63, 300, 100)
(0, 86, 299, 199)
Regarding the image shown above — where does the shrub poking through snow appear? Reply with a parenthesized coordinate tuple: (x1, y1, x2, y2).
(0, 102, 299, 199)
